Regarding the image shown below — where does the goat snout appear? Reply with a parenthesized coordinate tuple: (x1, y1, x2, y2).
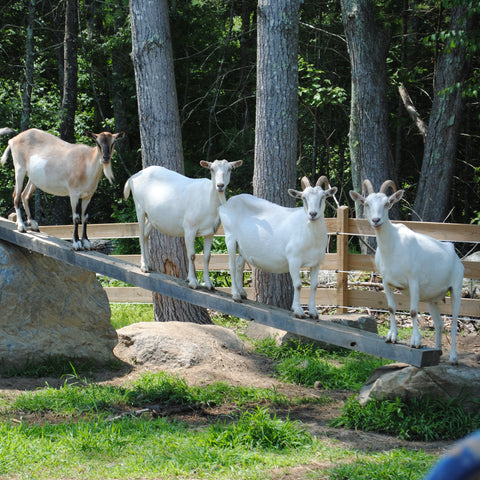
(217, 183, 225, 192)
(309, 211, 318, 220)
(371, 217, 382, 228)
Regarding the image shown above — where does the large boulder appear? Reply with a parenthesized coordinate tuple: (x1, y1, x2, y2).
(0, 241, 117, 368)
(114, 321, 245, 369)
(358, 356, 480, 414)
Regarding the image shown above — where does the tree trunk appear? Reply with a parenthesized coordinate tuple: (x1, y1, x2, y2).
(55, 0, 78, 226)
(413, 5, 473, 222)
(340, 0, 395, 217)
(111, 4, 131, 159)
(20, 0, 35, 132)
(129, 0, 211, 324)
(60, 0, 78, 144)
(252, 0, 299, 310)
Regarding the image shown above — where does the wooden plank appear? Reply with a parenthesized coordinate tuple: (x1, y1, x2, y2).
(336, 206, 349, 313)
(40, 222, 140, 239)
(112, 252, 339, 272)
(37, 217, 480, 244)
(347, 218, 480, 243)
(105, 284, 478, 318)
(348, 289, 479, 318)
(0, 216, 440, 367)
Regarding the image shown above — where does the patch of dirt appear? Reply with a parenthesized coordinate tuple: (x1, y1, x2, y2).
(1, 326, 477, 464)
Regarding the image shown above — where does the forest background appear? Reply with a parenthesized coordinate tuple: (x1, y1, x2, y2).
(0, 0, 479, 236)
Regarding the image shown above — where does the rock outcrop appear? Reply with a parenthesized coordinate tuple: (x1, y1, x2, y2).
(358, 356, 480, 414)
(0, 241, 117, 368)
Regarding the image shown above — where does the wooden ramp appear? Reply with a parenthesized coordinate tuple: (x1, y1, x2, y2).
(0, 217, 441, 367)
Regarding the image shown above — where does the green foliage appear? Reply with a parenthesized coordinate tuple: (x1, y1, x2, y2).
(12, 371, 289, 416)
(206, 406, 313, 451)
(109, 303, 154, 329)
(328, 448, 434, 480)
(331, 395, 480, 441)
(254, 338, 391, 391)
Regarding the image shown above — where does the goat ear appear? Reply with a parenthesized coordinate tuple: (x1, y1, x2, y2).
(114, 131, 126, 140)
(349, 190, 365, 204)
(288, 188, 302, 199)
(387, 189, 404, 208)
(86, 132, 97, 141)
(200, 160, 212, 169)
(229, 160, 243, 169)
(325, 187, 338, 197)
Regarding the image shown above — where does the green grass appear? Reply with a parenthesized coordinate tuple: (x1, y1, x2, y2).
(0, 306, 464, 479)
(253, 337, 391, 391)
(0, 369, 439, 480)
(110, 303, 154, 329)
(328, 448, 434, 480)
(331, 394, 480, 441)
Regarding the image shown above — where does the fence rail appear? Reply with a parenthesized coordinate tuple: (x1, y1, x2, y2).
(37, 208, 480, 317)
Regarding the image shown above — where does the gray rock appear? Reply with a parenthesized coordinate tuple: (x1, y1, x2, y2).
(247, 313, 378, 348)
(358, 356, 480, 414)
(0, 241, 117, 368)
(114, 321, 245, 368)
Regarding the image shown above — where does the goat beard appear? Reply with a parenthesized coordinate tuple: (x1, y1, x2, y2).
(103, 162, 114, 184)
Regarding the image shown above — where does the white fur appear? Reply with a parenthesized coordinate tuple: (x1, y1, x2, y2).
(124, 159, 242, 289)
(219, 177, 337, 318)
(350, 181, 464, 364)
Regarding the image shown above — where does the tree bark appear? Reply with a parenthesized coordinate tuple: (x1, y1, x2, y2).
(55, 0, 79, 226)
(129, 0, 211, 324)
(340, 0, 395, 217)
(252, 0, 299, 310)
(20, 0, 35, 132)
(60, 0, 78, 144)
(413, 5, 473, 222)
(111, 4, 131, 158)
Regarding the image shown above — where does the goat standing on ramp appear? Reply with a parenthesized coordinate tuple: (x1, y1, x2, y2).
(123, 159, 243, 289)
(1, 128, 125, 250)
(349, 179, 464, 364)
(219, 176, 337, 318)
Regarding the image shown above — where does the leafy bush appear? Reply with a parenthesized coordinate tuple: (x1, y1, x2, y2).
(331, 395, 480, 441)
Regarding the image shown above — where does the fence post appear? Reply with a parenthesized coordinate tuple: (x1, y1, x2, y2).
(336, 206, 349, 313)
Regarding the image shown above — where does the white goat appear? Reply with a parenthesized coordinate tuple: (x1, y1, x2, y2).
(123, 159, 243, 289)
(1, 128, 125, 249)
(349, 179, 464, 364)
(219, 176, 337, 318)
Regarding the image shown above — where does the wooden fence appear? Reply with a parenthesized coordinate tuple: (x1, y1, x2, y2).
(35, 206, 480, 319)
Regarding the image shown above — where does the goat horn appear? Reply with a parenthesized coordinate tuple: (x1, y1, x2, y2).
(301, 176, 312, 190)
(362, 179, 374, 196)
(316, 175, 331, 190)
(379, 180, 397, 194)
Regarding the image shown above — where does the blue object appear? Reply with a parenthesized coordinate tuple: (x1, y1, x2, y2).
(425, 430, 480, 480)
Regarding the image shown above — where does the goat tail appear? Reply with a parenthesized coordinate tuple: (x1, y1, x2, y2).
(0, 145, 11, 166)
(123, 178, 132, 200)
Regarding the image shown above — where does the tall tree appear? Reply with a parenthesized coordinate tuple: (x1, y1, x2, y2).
(60, 0, 78, 143)
(252, 0, 299, 310)
(413, 3, 475, 222)
(55, 0, 79, 226)
(129, 0, 211, 324)
(20, 0, 35, 132)
(340, 0, 395, 215)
